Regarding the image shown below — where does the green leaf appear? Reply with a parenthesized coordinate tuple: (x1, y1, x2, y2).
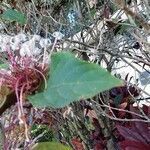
(31, 125, 54, 142)
(29, 52, 122, 108)
(32, 142, 72, 150)
(127, 15, 136, 26)
(0, 63, 9, 69)
(1, 9, 26, 25)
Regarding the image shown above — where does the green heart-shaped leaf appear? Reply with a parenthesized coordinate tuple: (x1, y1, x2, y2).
(29, 52, 122, 108)
(32, 142, 72, 150)
(1, 9, 26, 25)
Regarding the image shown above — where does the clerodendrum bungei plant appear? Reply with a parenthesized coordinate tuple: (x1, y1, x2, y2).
(0, 42, 122, 114)
(0, 0, 149, 149)
(0, 45, 122, 110)
(0, 45, 122, 147)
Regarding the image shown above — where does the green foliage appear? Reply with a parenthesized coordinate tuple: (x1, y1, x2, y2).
(31, 125, 54, 142)
(1, 9, 26, 25)
(0, 63, 8, 69)
(29, 52, 122, 108)
(32, 142, 72, 150)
